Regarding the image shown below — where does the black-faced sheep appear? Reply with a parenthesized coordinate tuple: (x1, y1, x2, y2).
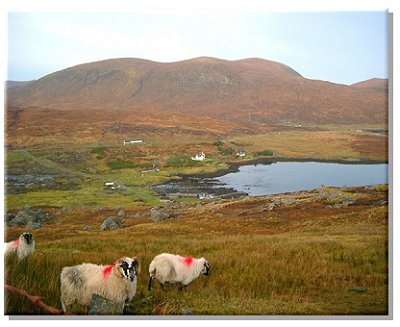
(60, 257, 140, 313)
(148, 253, 210, 291)
(4, 232, 35, 260)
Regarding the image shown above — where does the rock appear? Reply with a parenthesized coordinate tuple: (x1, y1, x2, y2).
(26, 221, 41, 229)
(282, 198, 296, 206)
(342, 200, 355, 207)
(55, 210, 63, 216)
(7, 208, 49, 228)
(150, 207, 171, 222)
(100, 216, 123, 230)
(238, 209, 250, 216)
(267, 203, 276, 211)
(4, 212, 16, 224)
(273, 199, 281, 206)
(374, 199, 388, 206)
(82, 226, 95, 231)
(88, 293, 122, 315)
(117, 210, 125, 217)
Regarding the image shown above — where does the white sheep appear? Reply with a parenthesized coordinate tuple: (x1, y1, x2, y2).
(148, 253, 210, 291)
(60, 256, 140, 313)
(4, 232, 35, 260)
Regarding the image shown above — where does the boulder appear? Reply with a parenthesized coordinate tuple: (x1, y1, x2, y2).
(282, 198, 296, 206)
(88, 293, 122, 315)
(26, 221, 41, 229)
(100, 216, 123, 231)
(267, 203, 276, 211)
(150, 206, 171, 222)
(7, 207, 50, 228)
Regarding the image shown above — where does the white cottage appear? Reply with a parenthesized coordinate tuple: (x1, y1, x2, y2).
(191, 152, 205, 161)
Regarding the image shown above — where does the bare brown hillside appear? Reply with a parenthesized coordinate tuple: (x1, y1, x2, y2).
(5, 57, 388, 145)
(351, 78, 388, 94)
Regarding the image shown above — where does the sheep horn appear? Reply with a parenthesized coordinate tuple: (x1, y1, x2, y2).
(131, 257, 141, 275)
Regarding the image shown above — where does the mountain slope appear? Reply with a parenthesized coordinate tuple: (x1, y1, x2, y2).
(351, 78, 388, 94)
(5, 57, 388, 145)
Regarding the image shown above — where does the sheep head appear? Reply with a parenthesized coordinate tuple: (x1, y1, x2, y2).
(115, 257, 140, 281)
(200, 258, 210, 276)
(20, 232, 34, 245)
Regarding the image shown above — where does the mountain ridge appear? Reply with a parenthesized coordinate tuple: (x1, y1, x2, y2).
(5, 57, 388, 146)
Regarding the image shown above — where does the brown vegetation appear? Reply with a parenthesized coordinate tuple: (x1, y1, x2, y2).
(5, 57, 387, 147)
(4, 186, 388, 315)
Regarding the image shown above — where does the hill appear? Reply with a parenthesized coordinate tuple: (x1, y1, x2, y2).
(351, 78, 388, 94)
(5, 57, 388, 145)
(4, 185, 388, 315)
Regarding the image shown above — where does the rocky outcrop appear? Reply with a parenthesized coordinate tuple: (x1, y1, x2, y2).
(100, 216, 123, 231)
(150, 206, 173, 222)
(5, 207, 52, 228)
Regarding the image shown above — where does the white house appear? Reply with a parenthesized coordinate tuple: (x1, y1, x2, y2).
(191, 152, 205, 161)
(123, 140, 143, 145)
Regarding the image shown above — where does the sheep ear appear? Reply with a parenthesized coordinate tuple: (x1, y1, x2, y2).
(132, 257, 141, 275)
(114, 258, 125, 278)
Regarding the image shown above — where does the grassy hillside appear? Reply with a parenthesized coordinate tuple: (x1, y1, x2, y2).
(4, 186, 388, 315)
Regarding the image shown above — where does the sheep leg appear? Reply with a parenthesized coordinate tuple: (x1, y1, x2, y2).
(148, 276, 154, 291)
(178, 284, 187, 292)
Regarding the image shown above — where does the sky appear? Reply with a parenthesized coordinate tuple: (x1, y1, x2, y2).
(6, 10, 388, 85)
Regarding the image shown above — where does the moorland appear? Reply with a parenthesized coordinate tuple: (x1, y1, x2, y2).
(4, 57, 389, 315)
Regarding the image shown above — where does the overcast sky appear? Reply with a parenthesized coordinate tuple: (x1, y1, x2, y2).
(7, 10, 388, 85)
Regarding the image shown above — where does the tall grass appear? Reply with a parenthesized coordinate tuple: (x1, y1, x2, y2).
(4, 205, 388, 315)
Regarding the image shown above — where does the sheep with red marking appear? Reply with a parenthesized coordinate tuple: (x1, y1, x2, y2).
(148, 253, 210, 291)
(60, 257, 140, 313)
(4, 232, 35, 260)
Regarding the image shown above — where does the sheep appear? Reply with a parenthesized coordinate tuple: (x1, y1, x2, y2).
(60, 256, 140, 313)
(148, 253, 210, 291)
(4, 232, 35, 260)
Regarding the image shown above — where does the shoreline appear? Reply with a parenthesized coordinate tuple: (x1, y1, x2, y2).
(179, 156, 389, 180)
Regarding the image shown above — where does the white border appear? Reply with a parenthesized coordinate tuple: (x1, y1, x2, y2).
(1, 0, 398, 326)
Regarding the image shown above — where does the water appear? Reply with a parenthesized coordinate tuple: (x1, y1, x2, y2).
(214, 161, 388, 196)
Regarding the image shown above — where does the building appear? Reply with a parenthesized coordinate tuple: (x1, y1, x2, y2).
(123, 140, 143, 145)
(191, 152, 206, 161)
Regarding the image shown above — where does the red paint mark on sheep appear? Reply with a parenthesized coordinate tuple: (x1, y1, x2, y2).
(182, 257, 194, 266)
(102, 265, 114, 278)
(10, 239, 19, 248)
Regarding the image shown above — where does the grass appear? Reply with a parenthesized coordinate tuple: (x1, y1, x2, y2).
(257, 149, 274, 156)
(106, 160, 136, 170)
(90, 146, 105, 155)
(4, 188, 388, 316)
(164, 156, 201, 168)
(228, 127, 388, 162)
(4, 124, 389, 315)
(5, 184, 161, 208)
